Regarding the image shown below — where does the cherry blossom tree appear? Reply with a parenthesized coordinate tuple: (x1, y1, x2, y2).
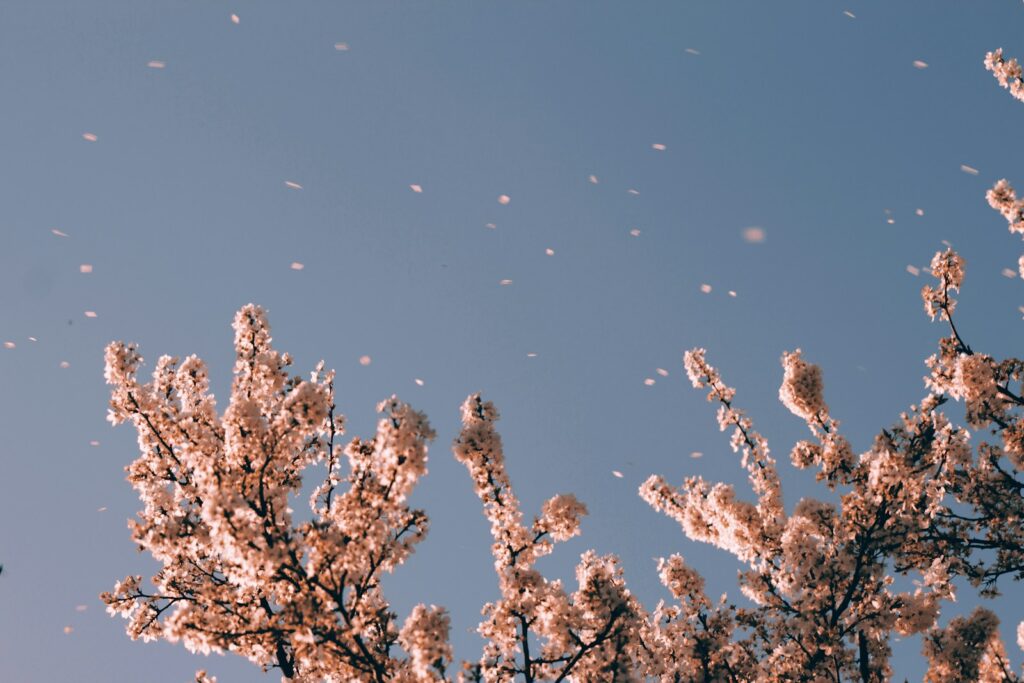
(637, 191, 1024, 683)
(102, 48, 1024, 683)
(103, 257, 1024, 683)
(103, 309, 658, 682)
(916, 243, 1024, 598)
(641, 346, 960, 681)
(626, 49, 1024, 683)
(453, 394, 651, 682)
(102, 305, 452, 682)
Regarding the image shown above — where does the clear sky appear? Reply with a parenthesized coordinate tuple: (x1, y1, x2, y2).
(1, 1, 1023, 680)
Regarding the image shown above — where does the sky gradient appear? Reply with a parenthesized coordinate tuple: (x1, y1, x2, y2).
(1, 2, 1023, 680)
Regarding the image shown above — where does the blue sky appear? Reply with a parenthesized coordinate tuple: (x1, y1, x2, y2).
(1, 1, 1023, 680)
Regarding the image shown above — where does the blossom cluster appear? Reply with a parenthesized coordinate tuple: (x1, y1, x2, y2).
(986, 48, 1024, 103)
(921, 249, 964, 322)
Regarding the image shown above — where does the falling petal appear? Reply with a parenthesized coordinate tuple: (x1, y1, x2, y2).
(629, 228, 641, 237)
(627, 188, 640, 195)
(612, 471, 624, 478)
(497, 194, 511, 205)
(284, 180, 303, 190)
(960, 164, 979, 176)
(59, 361, 70, 368)
(230, 13, 240, 24)
(290, 262, 304, 270)
(742, 226, 766, 243)
(1003, 268, 1017, 278)
(843, 10, 856, 18)
(499, 279, 513, 286)
(656, 368, 669, 377)
(89, 440, 100, 447)
(3, 342, 14, 349)
(728, 290, 737, 297)
(82, 133, 98, 142)
(526, 352, 538, 358)
(84, 311, 97, 318)
(359, 355, 372, 366)
(651, 143, 667, 151)
(913, 60, 929, 69)
(916, 208, 925, 216)
(414, 378, 424, 386)
(545, 248, 555, 256)
(147, 60, 166, 69)
(690, 451, 703, 459)
(588, 174, 599, 184)
(685, 48, 701, 55)
(644, 378, 656, 386)
(700, 284, 712, 294)
(334, 42, 350, 51)
(907, 265, 921, 276)
(79, 264, 92, 273)
(409, 184, 423, 193)
(51, 229, 69, 237)
(485, 222, 497, 229)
